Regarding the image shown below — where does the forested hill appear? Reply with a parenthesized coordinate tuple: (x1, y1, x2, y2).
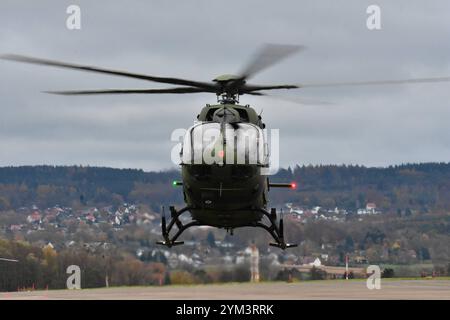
(1, 163, 450, 212)
(0, 166, 182, 210)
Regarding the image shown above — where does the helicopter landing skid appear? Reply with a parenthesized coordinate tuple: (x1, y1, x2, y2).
(156, 206, 199, 248)
(253, 208, 298, 250)
(157, 206, 297, 250)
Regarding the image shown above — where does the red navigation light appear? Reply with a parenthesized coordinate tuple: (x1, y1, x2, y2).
(291, 182, 297, 189)
(218, 150, 224, 158)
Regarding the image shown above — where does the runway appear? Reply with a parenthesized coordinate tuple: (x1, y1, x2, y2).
(1, 279, 449, 300)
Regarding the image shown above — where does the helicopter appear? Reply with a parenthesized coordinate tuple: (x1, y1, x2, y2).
(2, 44, 450, 249)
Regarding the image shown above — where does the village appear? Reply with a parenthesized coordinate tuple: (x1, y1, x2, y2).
(4, 201, 381, 235)
(0, 201, 386, 278)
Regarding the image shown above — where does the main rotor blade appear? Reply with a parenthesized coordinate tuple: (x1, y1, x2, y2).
(243, 76, 450, 94)
(243, 84, 299, 92)
(256, 93, 333, 106)
(298, 77, 450, 88)
(238, 44, 305, 81)
(1, 54, 217, 90)
(45, 87, 208, 95)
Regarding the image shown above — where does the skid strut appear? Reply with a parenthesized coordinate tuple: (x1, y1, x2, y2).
(254, 207, 298, 250)
(157, 206, 199, 248)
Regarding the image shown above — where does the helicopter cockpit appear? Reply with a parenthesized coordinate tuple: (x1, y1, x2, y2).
(180, 122, 269, 167)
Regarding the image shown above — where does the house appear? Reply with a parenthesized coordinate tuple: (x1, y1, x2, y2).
(366, 203, 376, 210)
(27, 211, 42, 224)
(357, 203, 379, 215)
(43, 242, 55, 250)
(290, 208, 304, 215)
(320, 254, 329, 262)
(85, 214, 96, 224)
(286, 203, 304, 215)
(311, 206, 321, 214)
(309, 258, 322, 267)
(366, 203, 377, 214)
(10, 224, 22, 231)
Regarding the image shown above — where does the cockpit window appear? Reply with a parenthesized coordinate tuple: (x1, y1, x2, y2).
(235, 109, 249, 122)
(205, 108, 219, 121)
(181, 122, 268, 166)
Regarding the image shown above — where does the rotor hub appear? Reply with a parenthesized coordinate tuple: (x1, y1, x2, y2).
(217, 92, 239, 104)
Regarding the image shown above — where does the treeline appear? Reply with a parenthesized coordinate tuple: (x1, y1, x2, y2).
(274, 162, 450, 213)
(0, 239, 253, 291)
(0, 239, 167, 291)
(1, 163, 450, 212)
(0, 166, 182, 211)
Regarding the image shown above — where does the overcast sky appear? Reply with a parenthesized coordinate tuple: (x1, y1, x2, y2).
(1, 0, 450, 171)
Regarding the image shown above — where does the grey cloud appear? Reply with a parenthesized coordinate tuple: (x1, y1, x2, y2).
(1, 0, 450, 170)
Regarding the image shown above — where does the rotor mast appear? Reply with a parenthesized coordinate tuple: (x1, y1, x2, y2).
(217, 92, 239, 104)
(213, 74, 242, 104)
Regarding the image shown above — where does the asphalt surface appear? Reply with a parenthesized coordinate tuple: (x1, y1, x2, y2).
(1, 280, 449, 300)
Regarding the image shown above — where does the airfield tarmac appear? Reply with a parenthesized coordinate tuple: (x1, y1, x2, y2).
(1, 279, 449, 300)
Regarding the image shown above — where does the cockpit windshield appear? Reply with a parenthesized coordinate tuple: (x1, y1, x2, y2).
(181, 122, 268, 166)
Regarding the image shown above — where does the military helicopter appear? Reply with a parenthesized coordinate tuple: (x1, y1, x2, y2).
(2, 44, 450, 249)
